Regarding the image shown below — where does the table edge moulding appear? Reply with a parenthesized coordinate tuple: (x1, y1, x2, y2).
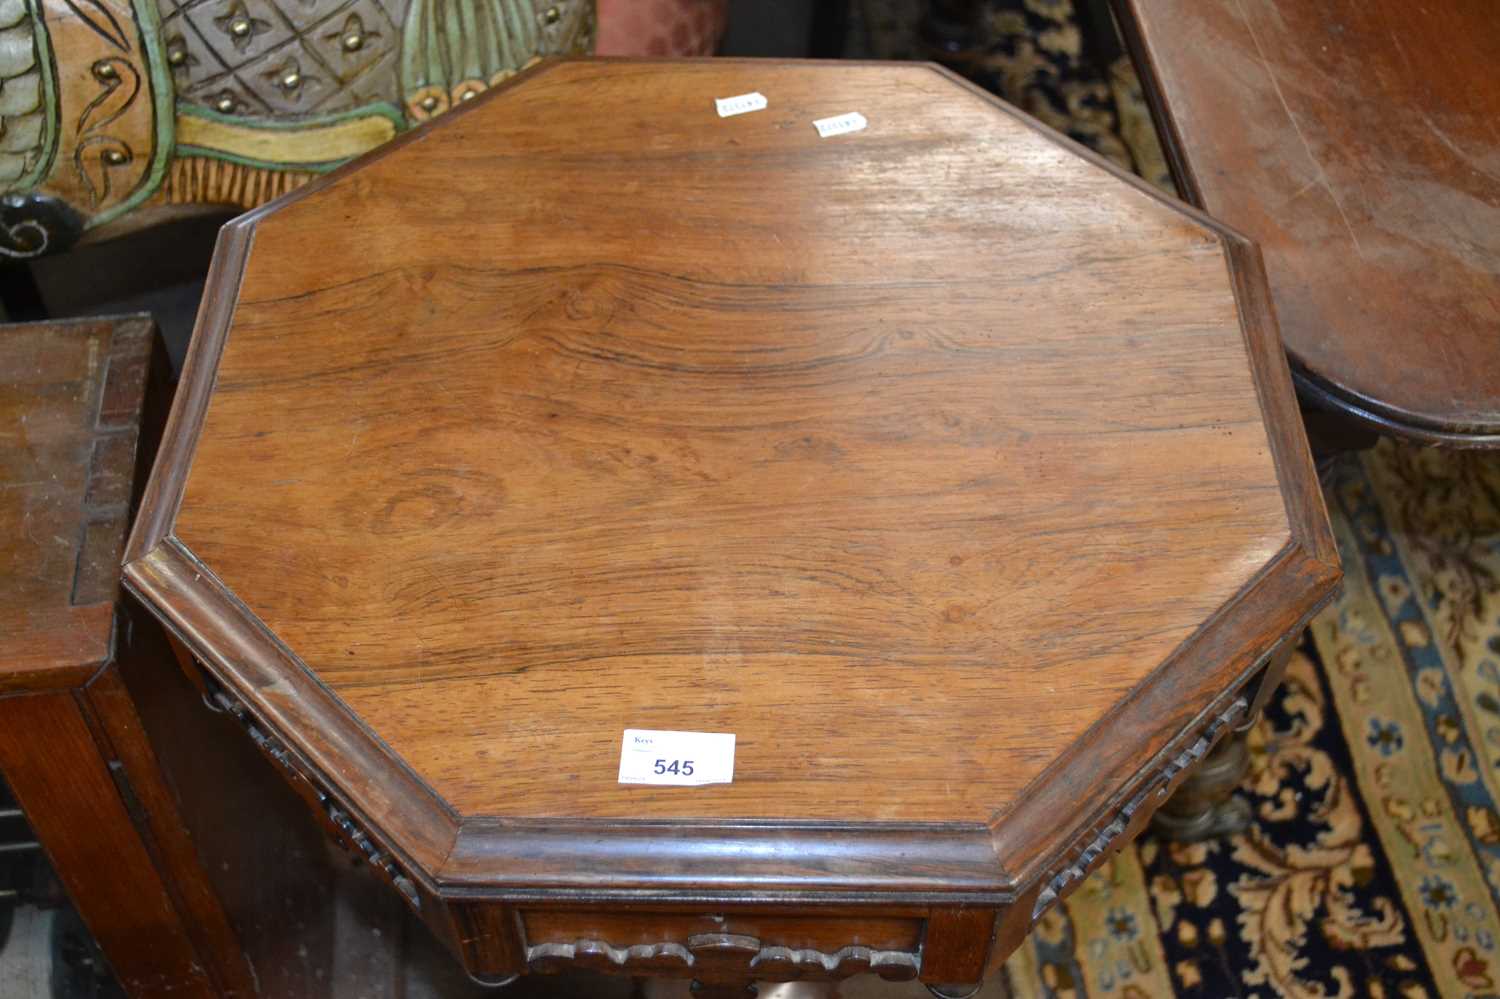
(119, 58, 1343, 986)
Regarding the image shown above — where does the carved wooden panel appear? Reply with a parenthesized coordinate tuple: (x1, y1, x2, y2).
(0, 0, 50, 193)
(526, 933, 921, 982)
(0, 0, 594, 255)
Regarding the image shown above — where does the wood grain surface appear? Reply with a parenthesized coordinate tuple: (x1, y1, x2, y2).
(81, 656, 259, 997)
(0, 692, 218, 997)
(0, 315, 255, 997)
(158, 59, 1307, 828)
(1112, 0, 1500, 444)
(1, 317, 149, 690)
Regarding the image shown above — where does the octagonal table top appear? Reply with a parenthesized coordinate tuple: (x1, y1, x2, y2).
(124, 59, 1338, 895)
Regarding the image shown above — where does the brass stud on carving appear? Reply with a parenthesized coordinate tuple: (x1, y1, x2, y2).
(94, 61, 118, 80)
(103, 149, 128, 165)
(229, 16, 252, 37)
(342, 32, 363, 52)
(216, 94, 237, 113)
(543, 5, 560, 24)
(420, 94, 439, 112)
(165, 34, 195, 70)
(281, 70, 301, 90)
(459, 89, 477, 102)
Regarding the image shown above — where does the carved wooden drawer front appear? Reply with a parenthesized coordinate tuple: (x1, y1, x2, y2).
(521, 910, 923, 982)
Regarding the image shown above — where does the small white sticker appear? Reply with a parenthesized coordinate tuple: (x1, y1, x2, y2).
(618, 729, 735, 786)
(813, 111, 868, 138)
(715, 92, 768, 118)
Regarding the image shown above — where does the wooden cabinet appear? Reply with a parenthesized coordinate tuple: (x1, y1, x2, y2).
(122, 60, 1340, 994)
(0, 316, 253, 997)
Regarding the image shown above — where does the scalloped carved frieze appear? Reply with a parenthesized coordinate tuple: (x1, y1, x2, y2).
(526, 933, 920, 982)
(204, 680, 424, 911)
(1032, 695, 1250, 918)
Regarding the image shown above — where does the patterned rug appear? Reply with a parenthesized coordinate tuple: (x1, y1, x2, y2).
(843, 5, 1500, 997)
(1001, 443, 1500, 999)
(845, 0, 1171, 189)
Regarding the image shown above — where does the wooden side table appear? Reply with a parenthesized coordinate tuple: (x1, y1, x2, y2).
(0, 316, 253, 997)
(124, 60, 1341, 995)
(1110, 0, 1500, 447)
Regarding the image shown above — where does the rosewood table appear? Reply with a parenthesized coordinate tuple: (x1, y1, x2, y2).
(0, 315, 252, 997)
(124, 59, 1340, 995)
(1110, 0, 1500, 447)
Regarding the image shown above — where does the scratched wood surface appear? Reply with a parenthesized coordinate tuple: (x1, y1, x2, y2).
(1113, 0, 1500, 443)
(0, 317, 148, 689)
(169, 60, 1293, 824)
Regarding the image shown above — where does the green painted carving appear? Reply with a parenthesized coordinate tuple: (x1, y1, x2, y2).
(401, 0, 540, 103)
(0, 0, 58, 194)
(175, 100, 407, 173)
(0, 0, 593, 252)
(89, 0, 176, 229)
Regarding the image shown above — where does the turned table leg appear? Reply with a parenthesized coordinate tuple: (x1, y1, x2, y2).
(1299, 397, 1381, 484)
(919, 0, 983, 63)
(1149, 729, 1253, 841)
(1152, 641, 1296, 841)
